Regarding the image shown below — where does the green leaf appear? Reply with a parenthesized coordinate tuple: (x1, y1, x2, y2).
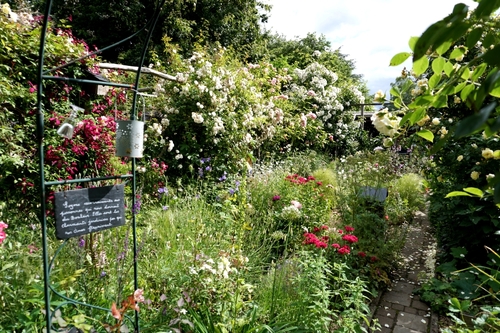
(429, 73, 441, 89)
(466, 27, 483, 49)
(390, 52, 411, 66)
(436, 40, 453, 56)
(463, 187, 484, 197)
(432, 57, 446, 73)
(450, 47, 466, 60)
(454, 101, 497, 138)
(471, 63, 487, 82)
(454, 81, 467, 94)
(432, 95, 448, 108)
(446, 191, 472, 198)
(416, 129, 434, 142)
(474, 0, 500, 19)
(390, 86, 401, 98)
(489, 79, 500, 97)
(461, 67, 470, 80)
(409, 95, 435, 108)
(408, 36, 419, 52)
(444, 61, 454, 76)
(413, 56, 429, 76)
(482, 45, 500, 68)
(409, 108, 426, 125)
(460, 84, 475, 102)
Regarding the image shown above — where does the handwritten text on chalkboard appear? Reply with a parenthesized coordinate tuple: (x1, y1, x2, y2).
(55, 185, 125, 239)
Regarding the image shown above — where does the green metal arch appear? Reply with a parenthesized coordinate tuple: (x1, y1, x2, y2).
(35, 1, 167, 331)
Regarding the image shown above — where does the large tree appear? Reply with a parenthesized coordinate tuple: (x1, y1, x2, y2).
(33, 0, 270, 64)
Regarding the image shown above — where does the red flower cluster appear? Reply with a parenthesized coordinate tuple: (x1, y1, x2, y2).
(337, 245, 350, 255)
(285, 174, 316, 185)
(342, 234, 358, 244)
(303, 232, 329, 248)
(303, 224, 360, 255)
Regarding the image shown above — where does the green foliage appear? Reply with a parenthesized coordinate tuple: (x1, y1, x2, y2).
(41, 0, 270, 64)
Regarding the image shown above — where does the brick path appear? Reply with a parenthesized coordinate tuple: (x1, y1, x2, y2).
(370, 210, 439, 333)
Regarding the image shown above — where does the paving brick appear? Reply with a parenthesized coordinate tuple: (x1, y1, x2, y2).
(392, 282, 417, 294)
(376, 314, 395, 329)
(393, 326, 424, 333)
(403, 306, 417, 314)
(412, 299, 430, 311)
(391, 303, 405, 311)
(383, 291, 412, 307)
(397, 313, 428, 332)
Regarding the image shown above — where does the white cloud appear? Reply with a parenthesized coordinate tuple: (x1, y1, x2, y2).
(263, 0, 477, 94)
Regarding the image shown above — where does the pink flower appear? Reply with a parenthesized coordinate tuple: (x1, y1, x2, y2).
(134, 289, 145, 303)
(338, 245, 350, 255)
(306, 112, 317, 119)
(370, 256, 378, 262)
(0, 231, 6, 244)
(0, 221, 8, 230)
(331, 243, 340, 249)
(357, 251, 366, 258)
(272, 195, 281, 201)
(344, 226, 355, 232)
(342, 234, 358, 244)
(291, 200, 302, 209)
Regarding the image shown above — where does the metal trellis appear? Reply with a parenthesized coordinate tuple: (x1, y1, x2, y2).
(35, 1, 167, 332)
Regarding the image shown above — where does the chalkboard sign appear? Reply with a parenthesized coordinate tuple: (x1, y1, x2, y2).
(359, 186, 388, 202)
(54, 184, 125, 239)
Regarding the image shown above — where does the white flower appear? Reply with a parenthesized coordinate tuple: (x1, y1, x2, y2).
(486, 174, 495, 180)
(482, 148, 494, 159)
(192, 112, 204, 124)
(161, 117, 170, 126)
(152, 123, 163, 136)
(175, 154, 183, 160)
(471, 171, 480, 180)
(457, 155, 463, 162)
(312, 50, 322, 58)
(432, 118, 440, 125)
(243, 133, 253, 143)
(374, 90, 385, 101)
(168, 140, 174, 152)
(371, 109, 401, 137)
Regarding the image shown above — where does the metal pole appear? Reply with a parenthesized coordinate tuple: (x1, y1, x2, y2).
(129, 2, 167, 330)
(36, 1, 54, 332)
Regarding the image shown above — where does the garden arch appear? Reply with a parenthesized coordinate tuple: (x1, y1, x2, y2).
(35, 1, 167, 331)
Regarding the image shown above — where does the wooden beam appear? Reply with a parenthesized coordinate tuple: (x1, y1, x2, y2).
(98, 63, 178, 82)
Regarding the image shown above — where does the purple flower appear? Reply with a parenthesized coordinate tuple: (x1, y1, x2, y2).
(198, 168, 204, 177)
(78, 237, 85, 247)
(218, 171, 227, 182)
(229, 188, 235, 195)
(100, 271, 106, 278)
(205, 166, 212, 171)
(200, 157, 211, 164)
(132, 200, 141, 214)
(272, 195, 281, 201)
(162, 205, 169, 210)
(158, 187, 168, 194)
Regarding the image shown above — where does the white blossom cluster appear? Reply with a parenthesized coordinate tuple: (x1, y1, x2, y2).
(288, 61, 364, 146)
(371, 108, 402, 137)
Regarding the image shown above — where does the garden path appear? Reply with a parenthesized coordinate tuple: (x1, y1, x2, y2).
(370, 210, 439, 333)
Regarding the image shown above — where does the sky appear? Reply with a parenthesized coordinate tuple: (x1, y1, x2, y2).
(263, 0, 477, 95)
